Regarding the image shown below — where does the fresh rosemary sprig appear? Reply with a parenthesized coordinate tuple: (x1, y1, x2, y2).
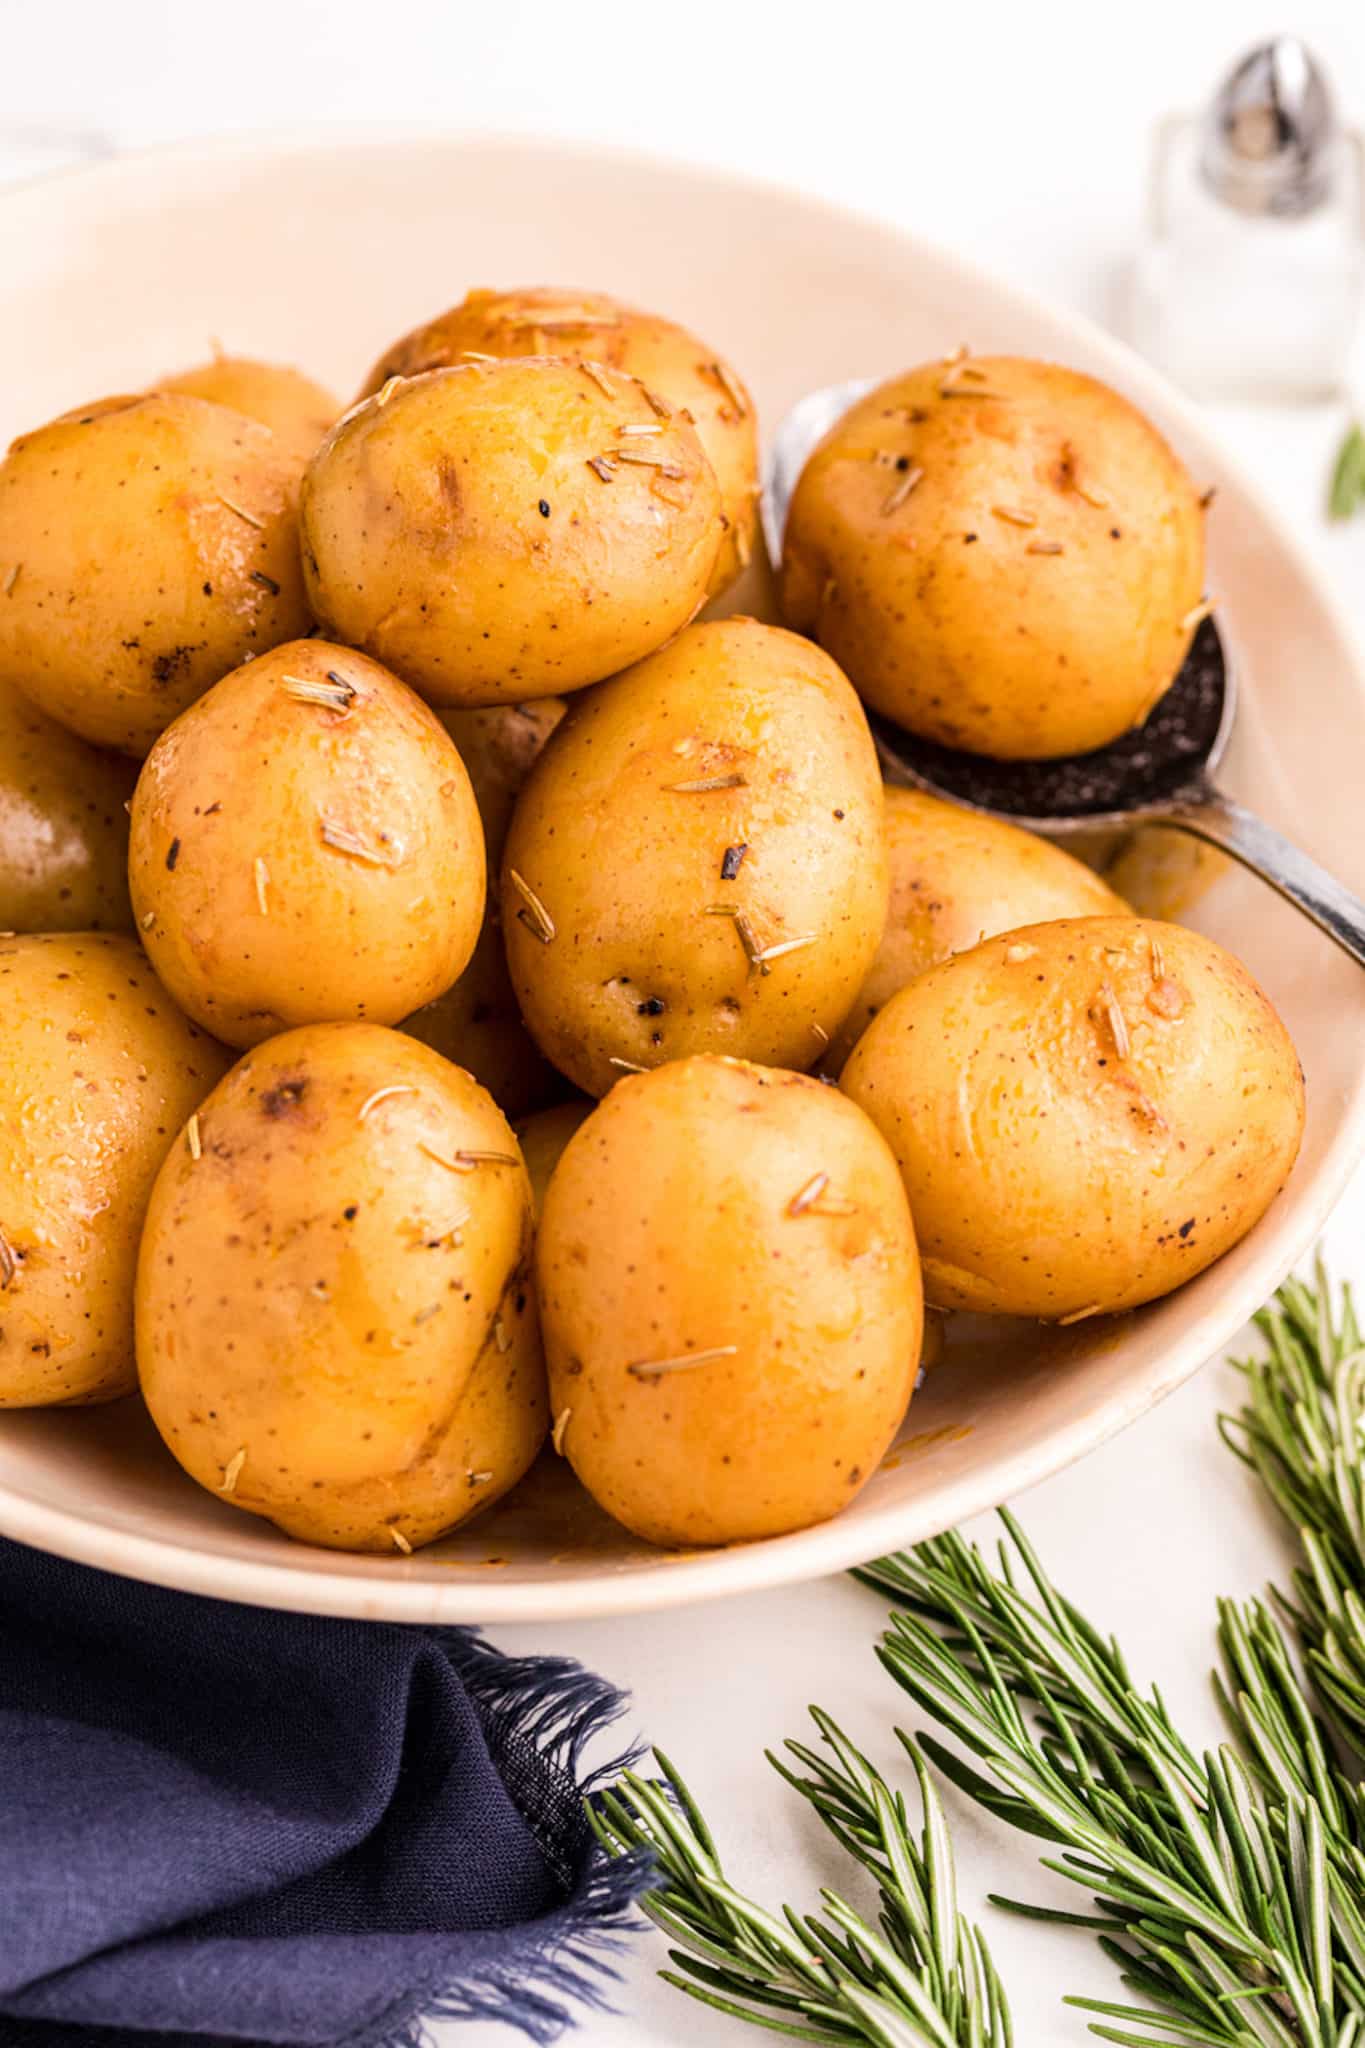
(1328, 424, 1365, 522)
(589, 1721, 1012, 2045)
(1220, 1261, 1365, 1760)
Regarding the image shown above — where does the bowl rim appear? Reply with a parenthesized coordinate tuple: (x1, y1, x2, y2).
(2, 124, 1363, 1623)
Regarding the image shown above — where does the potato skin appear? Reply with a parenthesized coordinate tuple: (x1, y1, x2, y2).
(0, 394, 310, 755)
(502, 619, 889, 1096)
(538, 1056, 922, 1547)
(0, 935, 229, 1405)
(361, 287, 758, 596)
(128, 640, 485, 1048)
(157, 355, 339, 463)
(781, 357, 1205, 759)
(827, 788, 1128, 1067)
(515, 1099, 592, 1215)
(136, 1025, 545, 1552)
(0, 678, 137, 931)
(841, 916, 1304, 1318)
(300, 358, 722, 705)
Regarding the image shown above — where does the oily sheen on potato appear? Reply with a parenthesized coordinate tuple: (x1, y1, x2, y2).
(841, 916, 1304, 1318)
(0, 935, 229, 1406)
(360, 286, 759, 596)
(501, 618, 889, 1095)
(537, 1056, 923, 1547)
(300, 357, 723, 704)
(0, 394, 309, 755)
(826, 788, 1128, 1068)
(0, 678, 138, 933)
(136, 1025, 545, 1553)
(781, 357, 1206, 759)
(128, 640, 486, 1048)
(402, 700, 566, 1119)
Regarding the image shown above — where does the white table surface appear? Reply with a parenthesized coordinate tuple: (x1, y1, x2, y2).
(8, 2, 1365, 2038)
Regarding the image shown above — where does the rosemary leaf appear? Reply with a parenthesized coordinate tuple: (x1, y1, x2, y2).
(1329, 424, 1365, 521)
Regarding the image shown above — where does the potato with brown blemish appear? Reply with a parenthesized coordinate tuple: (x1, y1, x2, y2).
(841, 916, 1304, 1319)
(781, 357, 1206, 759)
(402, 701, 566, 1118)
(128, 640, 485, 1048)
(537, 1055, 922, 1547)
(826, 788, 1128, 1068)
(0, 394, 310, 755)
(157, 354, 339, 463)
(137, 1025, 543, 1552)
(515, 1099, 592, 1215)
(0, 679, 138, 932)
(501, 618, 888, 1096)
(360, 287, 758, 596)
(0, 934, 229, 1405)
(300, 358, 723, 706)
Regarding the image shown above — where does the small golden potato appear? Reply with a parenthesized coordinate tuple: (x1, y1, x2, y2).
(502, 619, 888, 1096)
(401, 700, 566, 1117)
(0, 394, 310, 754)
(0, 935, 228, 1405)
(362, 287, 758, 595)
(0, 678, 137, 931)
(826, 788, 1128, 1066)
(136, 1025, 545, 1552)
(781, 357, 1205, 759)
(300, 358, 723, 705)
(515, 1099, 592, 1214)
(538, 1056, 922, 1547)
(128, 640, 485, 1048)
(841, 916, 1304, 1318)
(157, 355, 339, 463)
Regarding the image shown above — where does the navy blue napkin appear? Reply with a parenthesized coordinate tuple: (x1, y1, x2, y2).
(0, 1538, 650, 2047)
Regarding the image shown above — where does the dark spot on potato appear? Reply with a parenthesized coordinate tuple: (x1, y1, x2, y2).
(437, 457, 462, 511)
(165, 837, 181, 871)
(1178, 1218, 1195, 1238)
(261, 1078, 308, 1118)
(344, 1204, 359, 1221)
(152, 646, 194, 687)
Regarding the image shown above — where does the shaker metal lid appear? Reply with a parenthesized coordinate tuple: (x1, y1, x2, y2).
(1200, 36, 1339, 217)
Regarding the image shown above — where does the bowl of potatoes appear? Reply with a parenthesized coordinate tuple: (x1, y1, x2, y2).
(0, 133, 1361, 1623)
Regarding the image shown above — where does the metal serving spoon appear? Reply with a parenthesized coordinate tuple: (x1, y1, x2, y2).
(764, 378, 1365, 969)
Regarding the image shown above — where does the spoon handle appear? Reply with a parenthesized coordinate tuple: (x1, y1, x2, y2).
(1161, 786, 1365, 968)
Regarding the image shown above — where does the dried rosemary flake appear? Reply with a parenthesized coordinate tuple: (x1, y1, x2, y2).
(732, 910, 762, 967)
(641, 385, 674, 419)
(579, 359, 616, 398)
(1181, 597, 1218, 634)
(1026, 539, 1065, 555)
(493, 1316, 513, 1355)
(1102, 985, 1131, 1060)
(1150, 936, 1166, 982)
(218, 1447, 246, 1495)
(787, 1172, 830, 1217)
(376, 375, 403, 407)
(254, 857, 270, 916)
(881, 466, 924, 516)
(552, 1407, 572, 1457)
(938, 385, 1006, 400)
(664, 773, 746, 793)
(390, 1527, 413, 1555)
(734, 521, 753, 571)
(507, 868, 555, 943)
(413, 1302, 442, 1325)
(359, 1084, 417, 1122)
(941, 343, 969, 369)
(991, 504, 1037, 527)
(607, 1057, 648, 1074)
(140, 910, 156, 931)
(706, 359, 749, 418)
(250, 570, 281, 594)
(0, 1229, 17, 1289)
(751, 933, 817, 968)
(282, 673, 355, 712)
(1076, 481, 1110, 509)
(618, 421, 664, 437)
(468, 1470, 493, 1487)
(810, 1022, 829, 1047)
(610, 448, 685, 478)
(628, 1344, 738, 1381)
(458, 349, 497, 363)
(1, 563, 19, 596)
(455, 1149, 518, 1169)
(218, 493, 264, 530)
(1057, 1303, 1104, 1326)
(186, 1114, 202, 1162)
(320, 821, 396, 867)
(587, 454, 617, 482)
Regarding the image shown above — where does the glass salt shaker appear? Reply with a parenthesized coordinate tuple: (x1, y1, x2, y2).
(1129, 37, 1365, 402)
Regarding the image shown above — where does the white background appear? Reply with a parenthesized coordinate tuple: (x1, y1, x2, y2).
(7, 2, 1365, 2041)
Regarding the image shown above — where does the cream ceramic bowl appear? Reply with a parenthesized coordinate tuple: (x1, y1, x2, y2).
(1, 132, 1362, 1623)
